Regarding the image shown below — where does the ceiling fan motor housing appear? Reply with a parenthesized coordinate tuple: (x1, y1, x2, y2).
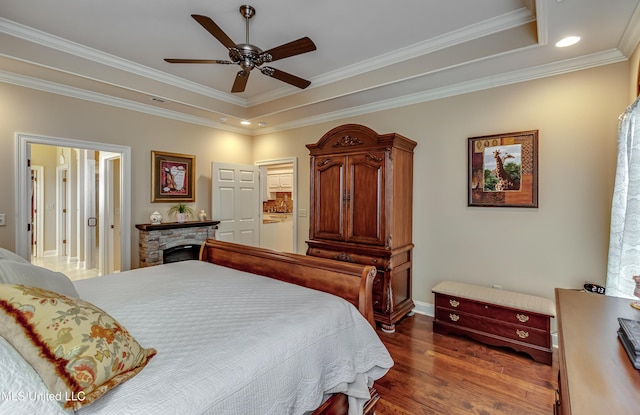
(232, 43, 270, 71)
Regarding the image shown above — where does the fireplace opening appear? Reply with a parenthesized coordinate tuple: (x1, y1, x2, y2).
(163, 244, 201, 264)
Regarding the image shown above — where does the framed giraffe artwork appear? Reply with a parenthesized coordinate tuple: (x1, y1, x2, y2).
(468, 130, 538, 208)
(151, 150, 196, 203)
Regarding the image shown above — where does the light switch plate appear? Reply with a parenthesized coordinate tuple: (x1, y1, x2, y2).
(0, 214, 5, 226)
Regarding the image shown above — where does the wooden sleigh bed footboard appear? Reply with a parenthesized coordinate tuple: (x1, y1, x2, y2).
(199, 239, 380, 415)
(199, 238, 377, 327)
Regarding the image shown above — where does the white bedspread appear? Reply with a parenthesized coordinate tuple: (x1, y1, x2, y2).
(72, 260, 393, 415)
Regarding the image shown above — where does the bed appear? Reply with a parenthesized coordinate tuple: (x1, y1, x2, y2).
(0, 239, 393, 415)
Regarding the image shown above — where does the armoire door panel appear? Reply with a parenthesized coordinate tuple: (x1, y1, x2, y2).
(313, 157, 345, 240)
(347, 153, 385, 245)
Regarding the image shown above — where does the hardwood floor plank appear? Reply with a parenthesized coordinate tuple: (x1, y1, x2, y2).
(374, 314, 557, 415)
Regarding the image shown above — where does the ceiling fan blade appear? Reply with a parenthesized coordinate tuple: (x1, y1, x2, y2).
(260, 67, 311, 89)
(260, 37, 316, 62)
(164, 58, 234, 64)
(191, 14, 236, 50)
(231, 71, 250, 93)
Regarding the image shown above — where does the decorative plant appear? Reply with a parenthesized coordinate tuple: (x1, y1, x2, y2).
(168, 202, 194, 220)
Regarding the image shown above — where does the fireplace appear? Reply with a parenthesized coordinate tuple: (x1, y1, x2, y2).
(163, 244, 201, 264)
(135, 220, 220, 267)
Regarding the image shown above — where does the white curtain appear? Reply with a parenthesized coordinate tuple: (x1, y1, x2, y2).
(607, 96, 640, 299)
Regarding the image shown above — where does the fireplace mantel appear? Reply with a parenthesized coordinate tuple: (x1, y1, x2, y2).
(136, 220, 220, 267)
(135, 220, 220, 232)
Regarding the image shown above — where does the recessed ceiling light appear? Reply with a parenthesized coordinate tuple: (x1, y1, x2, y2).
(240, 120, 251, 125)
(258, 122, 267, 127)
(219, 117, 227, 123)
(555, 36, 581, 48)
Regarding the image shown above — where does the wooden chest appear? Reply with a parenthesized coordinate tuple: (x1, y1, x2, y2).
(432, 281, 555, 365)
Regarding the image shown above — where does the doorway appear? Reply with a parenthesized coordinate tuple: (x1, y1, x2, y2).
(15, 134, 131, 277)
(256, 158, 298, 253)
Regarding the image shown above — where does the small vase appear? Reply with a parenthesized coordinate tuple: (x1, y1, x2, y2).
(632, 276, 640, 310)
(150, 211, 162, 224)
(176, 212, 187, 223)
(198, 210, 207, 221)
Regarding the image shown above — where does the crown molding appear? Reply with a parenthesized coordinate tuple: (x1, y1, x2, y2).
(1, 7, 535, 111)
(0, 48, 626, 137)
(0, 69, 248, 134)
(255, 49, 626, 135)
(618, 1, 640, 57)
(247, 7, 536, 107)
(534, 0, 548, 46)
(0, 17, 246, 107)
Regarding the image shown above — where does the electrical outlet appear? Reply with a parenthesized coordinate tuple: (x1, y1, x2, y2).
(0, 214, 5, 226)
(492, 284, 502, 290)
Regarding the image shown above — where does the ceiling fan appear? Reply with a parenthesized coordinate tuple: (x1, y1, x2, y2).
(165, 5, 316, 93)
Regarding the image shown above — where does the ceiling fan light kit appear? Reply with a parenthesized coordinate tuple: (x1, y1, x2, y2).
(165, 4, 316, 93)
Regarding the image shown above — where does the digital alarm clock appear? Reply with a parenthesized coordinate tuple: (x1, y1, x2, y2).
(583, 282, 606, 295)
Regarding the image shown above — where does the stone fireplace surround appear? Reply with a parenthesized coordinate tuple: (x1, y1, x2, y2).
(135, 220, 220, 267)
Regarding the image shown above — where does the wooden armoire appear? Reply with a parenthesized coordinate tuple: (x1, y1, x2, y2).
(306, 124, 416, 332)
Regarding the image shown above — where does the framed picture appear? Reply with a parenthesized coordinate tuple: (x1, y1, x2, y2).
(468, 130, 538, 208)
(151, 151, 195, 202)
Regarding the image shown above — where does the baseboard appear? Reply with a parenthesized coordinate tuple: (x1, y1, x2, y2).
(412, 300, 434, 317)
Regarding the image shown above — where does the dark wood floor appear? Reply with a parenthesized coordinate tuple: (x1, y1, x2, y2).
(374, 314, 557, 415)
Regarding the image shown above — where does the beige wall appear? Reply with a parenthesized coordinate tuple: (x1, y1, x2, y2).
(0, 60, 631, 305)
(253, 62, 630, 305)
(0, 83, 252, 267)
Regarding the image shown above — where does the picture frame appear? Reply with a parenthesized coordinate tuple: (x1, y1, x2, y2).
(468, 130, 538, 208)
(151, 150, 195, 202)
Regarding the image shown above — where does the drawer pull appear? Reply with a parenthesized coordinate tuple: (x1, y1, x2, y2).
(516, 329, 529, 339)
(516, 313, 529, 323)
(333, 252, 355, 263)
(449, 299, 459, 308)
(449, 313, 460, 322)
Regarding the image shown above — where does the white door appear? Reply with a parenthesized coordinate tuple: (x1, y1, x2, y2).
(84, 152, 98, 271)
(99, 152, 121, 274)
(30, 165, 44, 258)
(211, 162, 260, 246)
(56, 165, 69, 257)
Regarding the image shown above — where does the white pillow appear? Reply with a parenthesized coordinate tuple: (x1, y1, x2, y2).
(0, 247, 30, 264)
(0, 260, 79, 298)
(0, 336, 71, 415)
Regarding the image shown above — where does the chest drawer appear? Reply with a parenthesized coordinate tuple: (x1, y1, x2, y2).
(435, 307, 550, 348)
(308, 247, 388, 268)
(435, 293, 550, 330)
(432, 281, 554, 365)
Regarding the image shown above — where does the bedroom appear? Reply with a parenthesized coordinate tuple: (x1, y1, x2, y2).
(0, 1, 639, 413)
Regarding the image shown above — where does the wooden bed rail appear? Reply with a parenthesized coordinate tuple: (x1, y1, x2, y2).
(199, 239, 377, 327)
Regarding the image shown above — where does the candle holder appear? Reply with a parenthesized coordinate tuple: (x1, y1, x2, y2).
(632, 276, 640, 310)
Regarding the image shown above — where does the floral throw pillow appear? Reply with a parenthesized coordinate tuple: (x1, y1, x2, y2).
(0, 284, 156, 410)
